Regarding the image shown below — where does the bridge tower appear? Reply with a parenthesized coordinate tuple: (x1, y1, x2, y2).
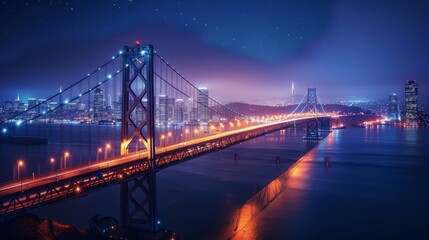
(120, 44, 158, 233)
(320, 117, 331, 133)
(304, 88, 323, 140)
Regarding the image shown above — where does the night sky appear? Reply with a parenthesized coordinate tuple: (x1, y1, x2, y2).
(1, 0, 428, 105)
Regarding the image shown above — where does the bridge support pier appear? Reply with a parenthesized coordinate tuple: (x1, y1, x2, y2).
(120, 170, 158, 233)
(120, 44, 159, 235)
(320, 117, 331, 133)
(303, 119, 322, 140)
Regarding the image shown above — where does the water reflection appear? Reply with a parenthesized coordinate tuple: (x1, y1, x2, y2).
(230, 146, 319, 239)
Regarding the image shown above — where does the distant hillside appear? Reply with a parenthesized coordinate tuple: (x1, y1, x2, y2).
(225, 102, 369, 116)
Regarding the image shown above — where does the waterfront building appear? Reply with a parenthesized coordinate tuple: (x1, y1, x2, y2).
(93, 88, 104, 121)
(197, 87, 209, 123)
(28, 98, 37, 114)
(388, 94, 399, 121)
(405, 80, 418, 124)
(174, 99, 185, 124)
(159, 95, 168, 125)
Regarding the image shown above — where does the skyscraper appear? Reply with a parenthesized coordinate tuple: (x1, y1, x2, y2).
(405, 80, 418, 124)
(158, 95, 168, 125)
(27, 98, 37, 114)
(388, 93, 399, 121)
(290, 81, 295, 105)
(38, 99, 48, 114)
(174, 99, 185, 124)
(93, 88, 104, 121)
(197, 87, 209, 123)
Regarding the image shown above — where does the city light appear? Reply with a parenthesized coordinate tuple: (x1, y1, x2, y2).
(50, 158, 55, 171)
(17, 160, 24, 180)
(161, 134, 166, 146)
(105, 143, 112, 159)
(64, 152, 70, 168)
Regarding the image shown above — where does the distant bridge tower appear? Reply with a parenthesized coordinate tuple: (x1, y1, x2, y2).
(306, 87, 318, 115)
(120, 44, 158, 233)
(304, 88, 323, 140)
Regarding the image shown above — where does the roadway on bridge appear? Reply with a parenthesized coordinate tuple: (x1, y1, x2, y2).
(0, 117, 315, 197)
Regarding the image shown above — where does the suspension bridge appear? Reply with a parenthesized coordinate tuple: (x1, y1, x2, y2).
(0, 43, 330, 234)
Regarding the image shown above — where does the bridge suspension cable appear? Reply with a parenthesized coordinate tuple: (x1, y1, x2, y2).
(153, 52, 246, 120)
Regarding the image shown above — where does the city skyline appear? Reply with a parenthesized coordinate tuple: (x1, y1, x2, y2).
(1, 1, 429, 104)
(1, 2, 428, 239)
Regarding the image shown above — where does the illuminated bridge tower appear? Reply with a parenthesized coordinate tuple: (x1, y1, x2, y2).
(303, 88, 323, 140)
(120, 44, 158, 233)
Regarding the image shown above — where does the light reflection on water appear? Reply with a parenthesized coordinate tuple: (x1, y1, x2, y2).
(230, 142, 317, 240)
(232, 127, 429, 239)
(30, 127, 313, 238)
(25, 126, 428, 239)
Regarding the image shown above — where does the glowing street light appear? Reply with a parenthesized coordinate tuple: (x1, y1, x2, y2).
(161, 134, 166, 147)
(17, 160, 24, 180)
(50, 158, 55, 172)
(97, 147, 102, 161)
(105, 144, 111, 159)
(167, 132, 172, 144)
(64, 152, 69, 168)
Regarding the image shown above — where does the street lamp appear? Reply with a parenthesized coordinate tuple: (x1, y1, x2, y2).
(64, 152, 69, 168)
(185, 129, 189, 140)
(161, 134, 165, 147)
(105, 144, 111, 159)
(17, 160, 24, 191)
(168, 132, 172, 145)
(17, 160, 24, 180)
(97, 148, 102, 161)
(50, 158, 55, 172)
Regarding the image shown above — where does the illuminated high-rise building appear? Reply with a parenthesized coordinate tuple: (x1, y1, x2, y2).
(93, 88, 104, 121)
(405, 80, 418, 124)
(174, 99, 185, 124)
(197, 87, 209, 123)
(167, 97, 175, 124)
(38, 99, 48, 114)
(158, 95, 168, 125)
(187, 98, 197, 125)
(291, 81, 295, 105)
(27, 98, 37, 114)
(388, 93, 399, 121)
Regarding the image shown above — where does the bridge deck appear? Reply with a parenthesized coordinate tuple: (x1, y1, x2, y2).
(0, 116, 325, 219)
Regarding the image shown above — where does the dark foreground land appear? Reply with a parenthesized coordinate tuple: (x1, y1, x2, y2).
(0, 214, 178, 240)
